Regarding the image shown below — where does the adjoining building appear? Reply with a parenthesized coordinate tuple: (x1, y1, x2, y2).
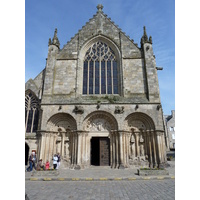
(25, 4, 167, 169)
(164, 110, 175, 150)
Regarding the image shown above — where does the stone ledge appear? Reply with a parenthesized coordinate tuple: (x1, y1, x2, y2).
(138, 169, 169, 176)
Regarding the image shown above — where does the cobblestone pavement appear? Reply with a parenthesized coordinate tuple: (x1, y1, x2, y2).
(25, 179, 174, 200)
(25, 161, 175, 180)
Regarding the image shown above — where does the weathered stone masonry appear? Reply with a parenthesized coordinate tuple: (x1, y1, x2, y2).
(25, 4, 167, 169)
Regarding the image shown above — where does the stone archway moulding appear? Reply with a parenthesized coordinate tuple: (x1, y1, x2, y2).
(46, 112, 77, 132)
(124, 112, 155, 131)
(83, 111, 118, 132)
(79, 34, 121, 62)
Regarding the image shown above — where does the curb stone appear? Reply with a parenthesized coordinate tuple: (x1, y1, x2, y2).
(26, 176, 175, 181)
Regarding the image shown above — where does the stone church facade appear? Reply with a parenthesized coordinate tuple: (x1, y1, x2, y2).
(25, 5, 167, 169)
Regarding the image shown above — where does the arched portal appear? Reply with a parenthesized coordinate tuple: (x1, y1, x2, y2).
(25, 143, 29, 165)
(124, 112, 158, 167)
(81, 111, 118, 167)
(38, 113, 77, 167)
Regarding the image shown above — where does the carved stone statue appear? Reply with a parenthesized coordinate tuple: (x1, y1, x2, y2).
(74, 106, 84, 114)
(114, 106, 124, 114)
(139, 134, 144, 143)
(140, 143, 144, 156)
(130, 134, 135, 159)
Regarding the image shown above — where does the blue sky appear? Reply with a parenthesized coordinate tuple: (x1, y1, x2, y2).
(25, 0, 175, 115)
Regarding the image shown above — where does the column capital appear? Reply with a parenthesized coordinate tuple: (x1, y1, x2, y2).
(134, 132, 140, 136)
(155, 130, 164, 136)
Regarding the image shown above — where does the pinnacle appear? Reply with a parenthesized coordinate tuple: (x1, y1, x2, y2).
(97, 4, 103, 12)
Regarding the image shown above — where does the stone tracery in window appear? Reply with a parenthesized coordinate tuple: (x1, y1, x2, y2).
(83, 41, 119, 95)
(25, 91, 39, 133)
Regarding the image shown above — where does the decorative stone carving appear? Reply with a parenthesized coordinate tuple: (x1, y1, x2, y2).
(149, 36, 152, 44)
(74, 106, 84, 114)
(86, 118, 111, 131)
(130, 134, 135, 159)
(157, 105, 161, 110)
(140, 144, 145, 156)
(139, 134, 144, 143)
(114, 106, 124, 114)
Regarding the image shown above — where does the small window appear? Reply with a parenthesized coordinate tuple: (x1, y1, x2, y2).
(169, 127, 174, 131)
(172, 133, 175, 140)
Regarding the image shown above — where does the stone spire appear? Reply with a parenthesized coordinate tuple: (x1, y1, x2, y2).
(140, 26, 152, 46)
(48, 28, 60, 48)
(97, 4, 103, 12)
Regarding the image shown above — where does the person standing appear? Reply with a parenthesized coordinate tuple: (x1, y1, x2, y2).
(26, 154, 33, 172)
(53, 154, 58, 169)
(32, 152, 37, 170)
(56, 153, 61, 169)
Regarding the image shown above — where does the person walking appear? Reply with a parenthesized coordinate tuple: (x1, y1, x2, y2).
(53, 154, 58, 169)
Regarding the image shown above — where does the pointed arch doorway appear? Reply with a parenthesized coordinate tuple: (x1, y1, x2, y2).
(91, 137, 110, 166)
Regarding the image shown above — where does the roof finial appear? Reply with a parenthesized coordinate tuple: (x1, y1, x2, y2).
(143, 26, 148, 42)
(141, 26, 151, 47)
(97, 4, 103, 12)
(52, 28, 60, 48)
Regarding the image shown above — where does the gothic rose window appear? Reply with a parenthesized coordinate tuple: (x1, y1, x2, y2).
(83, 41, 119, 95)
(25, 91, 39, 133)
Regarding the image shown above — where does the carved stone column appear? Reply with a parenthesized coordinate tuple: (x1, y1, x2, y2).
(118, 131, 125, 169)
(48, 133, 53, 162)
(77, 131, 82, 167)
(144, 132, 148, 157)
(76, 131, 88, 169)
(61, 132, 65, 159)
(147, 131, 153, 168)
(161, 132, 167, 162)
(73, 132, 78, 168)
(125, 132, 131, 167)
(110, 131, 114, 168)
(152, 131, 157, 168)
(155, 131, 162, 166)
(115, 131, 119, 168)
(70, 132, 76, 166)
(160, 131, 167, 163)
(135, 132, 140, 157)
(82, 132, 88, 166)
(52, 134, 57, 158)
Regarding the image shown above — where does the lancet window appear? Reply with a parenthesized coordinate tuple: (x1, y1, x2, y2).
(83, 41, 119, 95)
(25, 91, 39, 133)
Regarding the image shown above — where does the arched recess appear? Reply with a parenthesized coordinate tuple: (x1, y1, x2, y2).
(46, 113, 77, 132)
(83, 111, 118, 132)
(124, 112, 155, 131)
(43, 113, 78, 166)
(78, 35, 123, 96)
(124, 112, 158, 168)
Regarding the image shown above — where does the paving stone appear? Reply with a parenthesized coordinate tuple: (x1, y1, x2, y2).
(26, 179, 175, 200)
